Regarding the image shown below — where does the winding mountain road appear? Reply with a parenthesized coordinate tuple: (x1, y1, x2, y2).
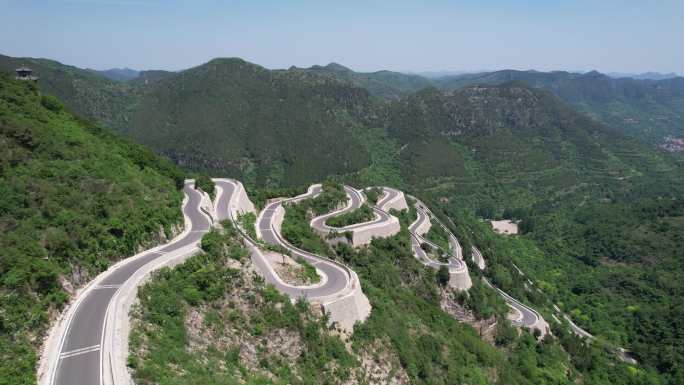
(408, 202, 467, 272)
(309, 185, 394, 236)
(42, 179, 554, 385)
(252, 184, 352, 299)
(46, 181, 211, 385)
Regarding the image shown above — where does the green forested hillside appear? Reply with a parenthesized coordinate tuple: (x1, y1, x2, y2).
(294, 62, 435, 99)
(0, 74, 184, 384)
(0, 54, 135, 131)
(380, 83, 684, 383)
(131, 216, 632, 385)
(125, 58, 376, 186)
(437, 70, 684, 143)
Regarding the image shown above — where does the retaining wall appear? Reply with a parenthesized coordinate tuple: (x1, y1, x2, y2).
(319, 272, 372, 332)
(348, 215, 401, 246)
(448, 267, 472, 290)
(378, 188, 408, 212)
(230, 180, 256, 217)
(261, 202, 372, 333)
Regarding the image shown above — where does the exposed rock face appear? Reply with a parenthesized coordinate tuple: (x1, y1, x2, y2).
(133, 257, 405, 385)
(439, 288, 498, 343)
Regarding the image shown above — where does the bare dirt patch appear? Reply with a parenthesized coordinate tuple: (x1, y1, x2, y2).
(490, 219, 519, 235)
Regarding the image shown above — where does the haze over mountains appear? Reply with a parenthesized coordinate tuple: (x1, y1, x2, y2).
(4, 54, 682, 148)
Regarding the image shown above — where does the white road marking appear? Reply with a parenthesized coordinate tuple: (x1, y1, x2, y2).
(94, 285, 121, 289)
(59, 345, 101, 359)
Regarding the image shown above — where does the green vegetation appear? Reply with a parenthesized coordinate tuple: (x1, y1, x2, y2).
(237, 211, 257, 239)
(364, 186, 383, 205)
(0, 74, 183, 385)
(129, 225, 357, 384)
(280, 180, 349, 256)
(125, 59, 374, 186)
(309, 180, 347, 215)
(294, 256, 321, 284)
(281, 201, 333, 257)
(325, 204, 374, 227)
(0, 54, 136, 132)
(439, 70, 684, 143)
(426, 219, 450, 253)
(194, 175, 215, 199)
(296, 62, 435, 100)
(246, 185, 308, 209)
(436, 265, 450, 286)
(455, 280, 509, 320)
(282, 195, 647, 385)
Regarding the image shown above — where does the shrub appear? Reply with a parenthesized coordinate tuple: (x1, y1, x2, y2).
(194, 175, 215, 199)
(40, 94, 63, 112)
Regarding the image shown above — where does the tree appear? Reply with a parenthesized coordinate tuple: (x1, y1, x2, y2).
(195, 175, 216, 198)
(437, 266, 450, 287)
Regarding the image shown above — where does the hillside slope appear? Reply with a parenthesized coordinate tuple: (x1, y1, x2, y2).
(438, 70, 684, 143)
(0, 74, 184, 384)
(293, 62, 435, 99)
(383, 83, 683, 383)
(387, 83, 677, 194)
(0, 54, 135, 131)
(125, 58, 377, 186)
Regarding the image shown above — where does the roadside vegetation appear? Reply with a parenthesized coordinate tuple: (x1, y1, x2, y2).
(129, 224, 355, 384)
(281, 201, 333, 257)
(309, 180, 347, 215)
(325, 204, 374, 227)
(0, 74, 183, 385)
(425, 219, 451, 253)
(281, 195, 643, 385)
(237, 211, 257, 239)
(294, 256, 320, 284)
(194, 175, 215, 199)
(246, 185, 308, 209)
(363, 186, 384, 205)
(279, 180, 347, 257)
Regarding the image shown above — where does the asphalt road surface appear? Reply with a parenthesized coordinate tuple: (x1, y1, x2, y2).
(253, 186, 350, 299)
(484, 278, 540, 328)
(409, 204, 466, 271)
(52, 181, 210, 385)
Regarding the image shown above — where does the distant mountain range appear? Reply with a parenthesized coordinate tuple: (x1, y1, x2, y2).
(607, 71, 680, 80)
(2, 53, 677, 188)
(4, 54, 682, 146)
(88, 67, 140, 81)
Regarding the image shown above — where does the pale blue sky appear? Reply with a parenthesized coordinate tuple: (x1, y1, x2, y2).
(1, 0, 682, 74)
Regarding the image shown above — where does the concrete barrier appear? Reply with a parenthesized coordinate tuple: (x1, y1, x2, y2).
(229, 179, 256, 217)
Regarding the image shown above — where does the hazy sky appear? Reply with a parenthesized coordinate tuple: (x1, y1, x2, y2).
(1, 0, 682, 74)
